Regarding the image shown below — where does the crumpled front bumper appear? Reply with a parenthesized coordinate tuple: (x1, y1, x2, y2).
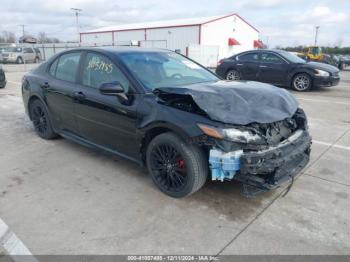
(235, 129, 312, 191)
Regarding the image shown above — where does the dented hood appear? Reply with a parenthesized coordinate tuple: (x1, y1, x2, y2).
(155, 80, 299, 125)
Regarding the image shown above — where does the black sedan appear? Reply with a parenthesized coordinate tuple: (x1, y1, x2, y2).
(216, 49, 340, 91)
(22, 48, 311, 198)
(0, 66, 6, 88)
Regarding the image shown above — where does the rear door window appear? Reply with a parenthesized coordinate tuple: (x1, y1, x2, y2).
(237, 53, 259, 62)
(55, 52, 81, 82)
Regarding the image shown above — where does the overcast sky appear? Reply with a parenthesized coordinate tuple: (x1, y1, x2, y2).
(0, 0, 349, 47)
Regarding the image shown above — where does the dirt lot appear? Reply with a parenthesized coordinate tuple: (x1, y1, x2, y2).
(0, 64, 349, 255)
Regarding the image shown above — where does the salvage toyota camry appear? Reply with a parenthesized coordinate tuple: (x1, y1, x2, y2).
(22, 48, 312, 198)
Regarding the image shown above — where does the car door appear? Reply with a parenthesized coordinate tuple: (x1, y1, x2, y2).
(23, 48, 35, 62)
(74, 51, 140, 159)
(258, 52, 289, 85)
(235, 52, 260, 80)
(43, 51, 82, 133)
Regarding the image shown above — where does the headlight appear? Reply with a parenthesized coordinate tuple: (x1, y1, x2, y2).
(315, 69, 330, 77)
(197, 124, 264, 144)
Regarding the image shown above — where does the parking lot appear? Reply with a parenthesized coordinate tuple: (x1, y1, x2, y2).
(0, 64, 349, 255)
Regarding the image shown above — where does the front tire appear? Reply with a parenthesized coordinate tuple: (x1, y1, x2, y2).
(292, 73, 312, 91)
(16, 57, 24, 64)
(29, 100, 57, 139)
(226, 69, 240, 80)
(146, 132, 208, 198)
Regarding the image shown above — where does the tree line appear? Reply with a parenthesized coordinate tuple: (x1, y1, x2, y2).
(0, 31, 61, 44)
(281, 46, 350, 55)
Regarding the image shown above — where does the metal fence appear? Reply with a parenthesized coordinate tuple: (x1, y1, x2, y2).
(0, 41, 138, 63)
(0, 42, 134, 72)
(0, 41, 220, 73)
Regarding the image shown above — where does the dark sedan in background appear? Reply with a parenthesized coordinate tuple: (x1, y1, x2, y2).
(0, 66, 6, 88)
(216, 50, 340, 91)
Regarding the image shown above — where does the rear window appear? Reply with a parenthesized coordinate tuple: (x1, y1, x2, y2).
(237, 53, 259, 62)
(51, 52, 81, 82)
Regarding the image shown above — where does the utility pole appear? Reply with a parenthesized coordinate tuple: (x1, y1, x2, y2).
(314, 26, 320, 46)
(266, 36, 269, 49)
(70, 8, 82, 43)
(19, 24, 25, 38)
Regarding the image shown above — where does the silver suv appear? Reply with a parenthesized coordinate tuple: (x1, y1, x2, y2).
(1, 47, 40, 64)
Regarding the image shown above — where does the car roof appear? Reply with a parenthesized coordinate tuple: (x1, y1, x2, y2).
(68, 47, 172, 55)
(236, 49, 286, 55)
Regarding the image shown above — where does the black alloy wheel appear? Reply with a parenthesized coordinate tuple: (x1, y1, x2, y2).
(146, 132, 208, 198)
(149, 143, 188, 192)
(30, 100, 57, 139)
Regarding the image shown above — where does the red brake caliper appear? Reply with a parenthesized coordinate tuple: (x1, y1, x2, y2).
(178, 159, 186, 175)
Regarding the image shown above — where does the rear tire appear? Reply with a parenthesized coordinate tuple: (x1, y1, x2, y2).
(292, 73, 312, 91)
(226, 69, 241, 80)
(29, 99, 57, 139)
(146, 132, 208, 198)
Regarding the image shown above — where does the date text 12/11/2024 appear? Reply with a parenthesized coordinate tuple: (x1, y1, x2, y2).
(127, 255, 220, 261)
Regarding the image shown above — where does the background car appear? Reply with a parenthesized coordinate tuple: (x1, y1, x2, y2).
(1, 47, 40, 64)
(0, 66, 6, 88)
(216, 49, 340, 91)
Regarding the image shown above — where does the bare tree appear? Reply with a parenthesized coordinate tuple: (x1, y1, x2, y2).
(37, 32, 61, 43)
(1, 31, 16, 43)
(37, 32, 48, 43)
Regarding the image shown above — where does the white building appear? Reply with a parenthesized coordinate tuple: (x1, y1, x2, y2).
(80, 13, 261, 67)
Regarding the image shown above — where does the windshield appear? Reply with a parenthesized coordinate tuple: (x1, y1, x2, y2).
(5, 47, 22, 52)
(279, 51, 306, 63)
(311, 46, 322, 55)
(119, 51, 219, 90)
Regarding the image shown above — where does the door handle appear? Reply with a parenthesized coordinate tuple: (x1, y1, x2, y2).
(73, 91, 86, 101)
(259, 65, 268, 68)
(237, 63, 244, 66)
(41, 82, 50, 89)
